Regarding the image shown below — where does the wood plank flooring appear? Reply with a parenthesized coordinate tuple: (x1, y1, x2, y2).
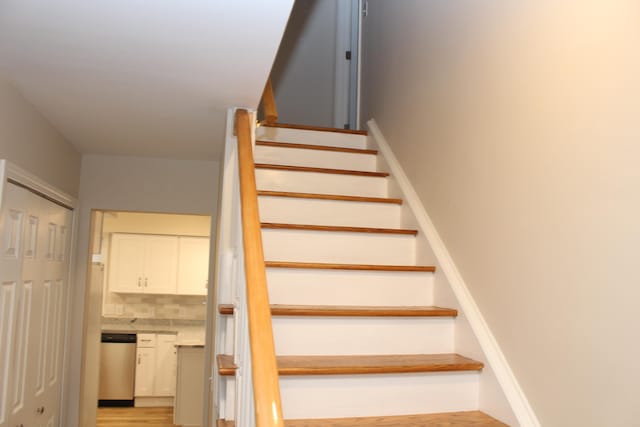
(96, 407, 178, 427)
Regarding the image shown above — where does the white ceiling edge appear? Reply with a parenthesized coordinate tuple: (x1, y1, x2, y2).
(0, 0, 294, 160)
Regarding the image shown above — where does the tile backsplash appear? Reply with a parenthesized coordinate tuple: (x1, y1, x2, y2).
(103, 293, 207, 320)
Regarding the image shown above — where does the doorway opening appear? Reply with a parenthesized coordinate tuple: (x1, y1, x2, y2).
(81, 210, 212, 427)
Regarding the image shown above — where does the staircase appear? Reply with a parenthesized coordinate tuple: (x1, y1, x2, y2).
(216, 122, 510, 426)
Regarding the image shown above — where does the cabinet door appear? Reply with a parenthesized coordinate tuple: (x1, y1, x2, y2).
(176, 237, 209, 295)
(154, 334, 177, 396)
(134, 347, 156, 397)
(143, 235, 178, 294)
(109, 234, 145, 293)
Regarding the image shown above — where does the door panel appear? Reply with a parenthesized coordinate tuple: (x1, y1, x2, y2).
(177, 237, 209, 295)
(10, 281, 32, 417)
(110, 234, 145, 292)
(144, 236, 178, 294)
(0, 182, 73, 427)
(154, 335, 177, 396)
(134, 348, 156, 396)
(0, 282, 16, 427)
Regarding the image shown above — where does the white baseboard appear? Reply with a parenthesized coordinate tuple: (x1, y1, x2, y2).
(367, 119, 540, 427)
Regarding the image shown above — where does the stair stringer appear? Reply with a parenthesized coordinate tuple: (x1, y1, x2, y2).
(367, 119, 540, 427)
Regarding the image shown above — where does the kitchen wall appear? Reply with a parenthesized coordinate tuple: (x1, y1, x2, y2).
(362, 2, 640, 426)
(66, 154, 219, 427)
(0, 77, 80, 196)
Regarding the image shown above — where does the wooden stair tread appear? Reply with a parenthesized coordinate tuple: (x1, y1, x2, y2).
(219, 304, 457, 317)
(265, 261, 435, 272)
(256, 140, 378, 155)
(262, 122, 368, 135)
(218, 410, 508, 426)
(255, 163, 389, 177)
(257, 190, 403, 205)
(261, 222, 417, 235)
(217, 353, 484, 376)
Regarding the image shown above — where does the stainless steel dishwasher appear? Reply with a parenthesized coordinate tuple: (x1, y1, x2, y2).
(98, 333, 136, 407)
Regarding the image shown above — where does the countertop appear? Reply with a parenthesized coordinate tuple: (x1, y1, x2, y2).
(101, 318, 205, 344)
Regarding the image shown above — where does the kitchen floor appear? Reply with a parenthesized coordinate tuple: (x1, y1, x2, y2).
(96, 407, 178, 427)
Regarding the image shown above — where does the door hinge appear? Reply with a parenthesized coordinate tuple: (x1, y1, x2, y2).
(345, 50, 352, 60)
(362, 1, 369, 17)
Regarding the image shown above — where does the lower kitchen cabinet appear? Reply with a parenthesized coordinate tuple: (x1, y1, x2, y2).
(134, 347, 156, 396)
(134, 333, 177, 404)
(155, 334, 178, 396)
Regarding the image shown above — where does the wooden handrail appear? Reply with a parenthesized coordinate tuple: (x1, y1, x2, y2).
(261, 79, 278, 124)
(235, 108, 284, 427)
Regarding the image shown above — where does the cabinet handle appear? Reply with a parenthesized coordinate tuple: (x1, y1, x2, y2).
(138, 277, 142, 287)
(138, 356, 141, 364)
(144, 277, 148, 287)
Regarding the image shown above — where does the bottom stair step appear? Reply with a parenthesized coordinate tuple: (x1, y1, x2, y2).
(217, 353, 483, 376)
(217, 410, 508, 426)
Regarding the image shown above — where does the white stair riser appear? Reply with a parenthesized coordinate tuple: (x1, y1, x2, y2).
(262, 229, 415, 265)
(279, 372, 480, 419)
(254, 145, 378, 172)
(256, 127, 367, 150)
(266, 269, 434, 306)
(256, 169, 388, 198)
(258, 197, 402, 229)
(271, 317, 454, 355)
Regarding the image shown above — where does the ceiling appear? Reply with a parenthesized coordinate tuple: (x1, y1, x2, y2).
(0, 0, 294, 160)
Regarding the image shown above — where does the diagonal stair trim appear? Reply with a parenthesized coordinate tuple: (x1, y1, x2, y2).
(368, 119, 538, 426)
(217, 353, 484, 376)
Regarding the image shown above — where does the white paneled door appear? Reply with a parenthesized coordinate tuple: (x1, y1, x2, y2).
(0, 182, 73, 427)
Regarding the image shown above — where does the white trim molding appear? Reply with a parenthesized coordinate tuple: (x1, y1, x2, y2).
(366, 119, 540, 427)
(0, 159, 77, 209)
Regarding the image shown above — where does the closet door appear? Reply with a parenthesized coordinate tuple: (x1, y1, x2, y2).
(34, 193, 72, 427)
(0, 183, 35, 427)
(0, 182, 73, 427)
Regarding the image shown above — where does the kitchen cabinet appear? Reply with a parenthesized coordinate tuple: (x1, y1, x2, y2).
(134, 333, 177, 399)
(155, 334, 178, 396)
(177, 237, 210, 296)
(109, 234, 178, 294)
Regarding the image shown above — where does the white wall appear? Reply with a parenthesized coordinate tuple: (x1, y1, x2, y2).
(271, 0, 338, 127)
(65, 154, 219, 427)
(0, 77, 80, 196)
(362, 2, 640, 426)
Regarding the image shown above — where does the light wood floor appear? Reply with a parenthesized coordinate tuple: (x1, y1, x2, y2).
(96, 407, 179, 427)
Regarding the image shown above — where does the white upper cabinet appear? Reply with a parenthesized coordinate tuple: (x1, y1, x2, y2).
(109, 234, 178, 294)
(176, 237, 210, 296)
